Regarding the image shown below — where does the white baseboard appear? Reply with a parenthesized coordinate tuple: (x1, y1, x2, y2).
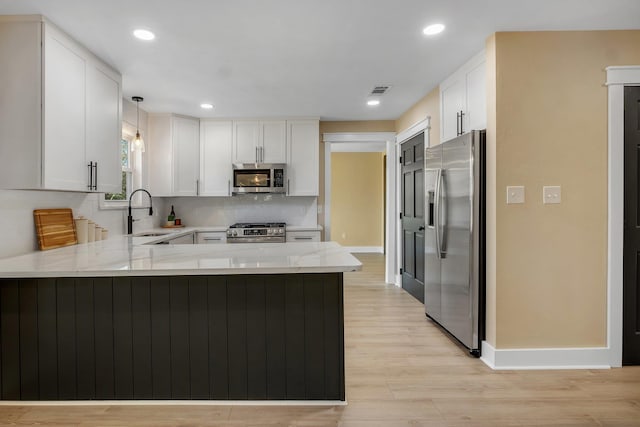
(480, 341, 612, 370)
(345, 246, 383, 253)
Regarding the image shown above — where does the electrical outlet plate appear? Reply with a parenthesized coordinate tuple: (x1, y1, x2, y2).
(506, 186, 525, 204)
(543, 186, 561, 204)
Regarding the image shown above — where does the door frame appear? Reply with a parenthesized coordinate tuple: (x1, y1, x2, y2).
(396, 117, 431, 286)
(606, 66, 640, 367)
(323, 132, 397, 284)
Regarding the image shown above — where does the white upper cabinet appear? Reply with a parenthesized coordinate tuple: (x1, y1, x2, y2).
(86, 62, 122, 193)
(287, 120, 319, 196)
(0, 16, 122, 192)
(148, 114, 200, 197)
(200, 120, 233, 196)
(440, 51, 486, 143)
(233, 120, 287, 164)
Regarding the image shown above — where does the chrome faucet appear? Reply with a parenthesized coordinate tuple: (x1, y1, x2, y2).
(127, 189, 153, 235)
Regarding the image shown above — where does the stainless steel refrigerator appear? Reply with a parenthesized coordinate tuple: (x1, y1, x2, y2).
(424, 130, 485, 356)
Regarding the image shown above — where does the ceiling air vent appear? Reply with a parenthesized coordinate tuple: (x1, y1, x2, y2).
(370, 85, 391, 96)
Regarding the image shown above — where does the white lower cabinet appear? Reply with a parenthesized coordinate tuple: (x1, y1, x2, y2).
(148, 114, 200, 196)
(0, 16, 122, 192)
(286, 230, 321, 242)
(165, 233, 195, 244)
(196, 232, 227, 244)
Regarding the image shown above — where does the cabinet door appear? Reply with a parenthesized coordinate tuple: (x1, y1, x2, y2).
(148, 115, 173, 196)
(172, 116, 200, 196)
(287, 120, 319, 196)
(465, 60, 486, 132)
(86, 62, 121, 193)
(200, 121, 233, 196)
(196, 232, 227, 244)
(233, 121, 260, 163)
(286, 231, 321, 242)
(440, 77, 465, 143)
(261, 120, 287, 163)
(43, 26, 87, 191)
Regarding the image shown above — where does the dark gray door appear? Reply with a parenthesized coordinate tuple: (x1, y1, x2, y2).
(401, 133, 425, 302)
(624, 86, 640, 365)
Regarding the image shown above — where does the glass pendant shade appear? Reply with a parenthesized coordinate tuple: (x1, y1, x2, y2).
(131, 96, 145, 152)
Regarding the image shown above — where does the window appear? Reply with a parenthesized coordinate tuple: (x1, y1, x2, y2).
(104, 137, 132, 201)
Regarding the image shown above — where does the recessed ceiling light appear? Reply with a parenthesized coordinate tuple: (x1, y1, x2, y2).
(367, 99, 380, 106)
(133, 29, 155, 41)
(423, 23, 445, 36)
(200, 103, 214, 109)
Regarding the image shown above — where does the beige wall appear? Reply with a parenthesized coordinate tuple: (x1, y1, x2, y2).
(395, 86, 440, 147)
(318, 121, 396, 234)
(491, 30, 640, 348)
(330, 152, 385, 247)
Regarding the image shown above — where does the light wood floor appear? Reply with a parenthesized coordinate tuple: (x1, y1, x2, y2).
(2, 253, 640, 426)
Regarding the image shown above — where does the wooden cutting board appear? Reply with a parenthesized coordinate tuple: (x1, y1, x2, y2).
(33, 208, 77, 250)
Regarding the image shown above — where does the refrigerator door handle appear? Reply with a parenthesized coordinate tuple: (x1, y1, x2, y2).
(434, 168, 442, 259)
(440, 170, 447, 258)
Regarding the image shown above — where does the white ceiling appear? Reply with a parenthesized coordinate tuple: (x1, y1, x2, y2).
(1, 0, 639, 121)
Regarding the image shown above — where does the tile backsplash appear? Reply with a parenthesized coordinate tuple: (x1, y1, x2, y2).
(161, 195, 318, 227)
(0, 190, 316, 259)
(0, 190, 164, 259)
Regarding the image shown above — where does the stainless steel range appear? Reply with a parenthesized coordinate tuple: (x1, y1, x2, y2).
(227, 222, 286, 243)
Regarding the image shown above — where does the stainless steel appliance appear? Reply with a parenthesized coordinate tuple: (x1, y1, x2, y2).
(232, 163, 286, 194)
(424, 130, 485, 356)
(227, 222, 286, 243)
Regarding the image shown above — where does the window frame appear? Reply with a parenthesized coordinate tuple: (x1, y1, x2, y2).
(99, 133, 135, 210)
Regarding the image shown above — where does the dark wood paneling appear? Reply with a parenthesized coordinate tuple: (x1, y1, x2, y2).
(113, 277, 134, 398)
(246, 277, 267, 399)
(170, 278, 190, 399)
(37, 279, 58, 399)
(285, 276, 305, 399)
(19, 280, 39, 400)
(188, 277, 209, 399)
(94, 278, 115, 399)
(150, 277, 171, 399)
(323, 275, 345, 400)
(208, 277, 228, 399)
(131, 278, 152, 398)
(0, 273, 345, 401)
(227, 276, 248, 399)
(265, 276, 286, 399)
(304, 275, 325, 399)
(56, 279, 76, 399)
(75, 279, 95, 399)
(1, 281, 20, 399)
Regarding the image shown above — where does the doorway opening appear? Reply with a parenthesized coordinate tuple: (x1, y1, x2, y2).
(323, 132, 397, 284)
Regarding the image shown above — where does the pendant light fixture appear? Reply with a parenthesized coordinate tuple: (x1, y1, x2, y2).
(131, 96, 145, 152)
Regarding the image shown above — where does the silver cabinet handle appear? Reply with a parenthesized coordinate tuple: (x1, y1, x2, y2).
(196, 179, 200, 196)
(228, 179, 231, 196)
(260, 146, 264, 163)
(203, 237, 222, 241)
(294, 236, 313, 240)
(287, 179, 290, 195)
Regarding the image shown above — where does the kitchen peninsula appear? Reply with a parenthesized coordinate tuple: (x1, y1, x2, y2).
(0, 235, 361, 401)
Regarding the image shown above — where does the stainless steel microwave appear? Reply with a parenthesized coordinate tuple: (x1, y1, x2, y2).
(232, 163, 286, 194)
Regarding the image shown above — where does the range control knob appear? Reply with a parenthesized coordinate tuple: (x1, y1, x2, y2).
(232, 230, 237, 237)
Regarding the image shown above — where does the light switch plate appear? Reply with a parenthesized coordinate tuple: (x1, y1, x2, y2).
(543, 186, 561, 204)
(506, 186, 525, 204)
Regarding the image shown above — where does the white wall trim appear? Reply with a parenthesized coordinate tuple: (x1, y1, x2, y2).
(606, 65, 640, 368)
(481, 341, 611, 370)
(344, 246, 384, 254)
(396, 117, 430, 146)
(323, 132, 397, 284)
(324, 132, 396, 143)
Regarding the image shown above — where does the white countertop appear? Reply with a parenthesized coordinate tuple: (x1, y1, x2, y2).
(0, 229, 361, 278)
